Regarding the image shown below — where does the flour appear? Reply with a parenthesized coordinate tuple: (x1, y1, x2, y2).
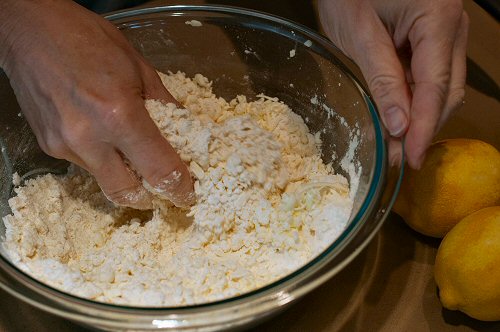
(2, 72, 355, 306)
(184, 20, 202, 27)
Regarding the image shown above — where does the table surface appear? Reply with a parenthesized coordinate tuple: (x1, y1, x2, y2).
(0, 1, 499, 331)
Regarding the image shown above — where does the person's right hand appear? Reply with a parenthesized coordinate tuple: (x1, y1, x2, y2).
(0, 0, 194, 209)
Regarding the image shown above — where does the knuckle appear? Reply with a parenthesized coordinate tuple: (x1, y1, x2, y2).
(435, 81, 450, 102)
(461, 11, 470, 29)
(434, 0, 463, 18)
(447, 87, 465, 110)
(418, 82, 449, 113)
(431, 0, 463, 13)
(368, 73, 402, 101)
(60, 119, 93, 151)
(432, 79, 451, 101)
(76, 87, 142, 136)
(40, 133, 70, 159)
(99, 100, 140, 135)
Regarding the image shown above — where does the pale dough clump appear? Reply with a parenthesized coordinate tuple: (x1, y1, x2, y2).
(2, 72, 354, 306)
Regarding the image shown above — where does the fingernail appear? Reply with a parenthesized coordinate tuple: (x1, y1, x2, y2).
(384, 107, 407, 137)
(105, 187, 154, 210)
(144, 169, 195, 208)
(390, 151, 402, 168)
(413, 154, 425, 170)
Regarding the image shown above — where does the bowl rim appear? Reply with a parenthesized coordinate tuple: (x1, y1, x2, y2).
(0, 3, 404, 326)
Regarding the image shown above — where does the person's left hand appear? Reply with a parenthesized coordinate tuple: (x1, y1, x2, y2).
(318, 0, 469, 168)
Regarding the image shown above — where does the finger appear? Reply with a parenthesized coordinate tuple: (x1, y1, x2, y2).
(437, 11, 469, 129)
(388, 137, 404, 168)
(114, 100, 194, 208)
(140, 63, 183, 108)
(404, 9, 462, 169)
(34, 128, 153, 211)
(346, 7, 412, 138)
(84, 146, 154, 210)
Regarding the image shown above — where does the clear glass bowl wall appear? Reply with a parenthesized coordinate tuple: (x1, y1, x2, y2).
(0, 6, 402, 332)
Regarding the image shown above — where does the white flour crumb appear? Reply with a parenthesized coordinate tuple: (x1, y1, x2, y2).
(310, 95, 319, 105)
(12, 172, 21, 186)
(289, 49, 296, 58)
(184, 20, 202, 27)
(2, 72, 355, 307)
(243, 49, 261, 60)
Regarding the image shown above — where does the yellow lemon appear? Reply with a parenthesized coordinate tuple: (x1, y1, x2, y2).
(393, 139, 500, 237)
(434, 206, 500, 321)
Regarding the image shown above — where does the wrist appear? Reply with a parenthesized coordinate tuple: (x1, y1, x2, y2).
(0, 0, 62, 71)
(0, 1, 29, 70)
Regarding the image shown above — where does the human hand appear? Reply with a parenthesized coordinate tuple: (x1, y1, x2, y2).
(0, 0, 194, 209)
(318, 0, 469, 168)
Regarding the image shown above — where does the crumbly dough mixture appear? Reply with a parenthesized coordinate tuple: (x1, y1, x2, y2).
(2, 72, 354, 306)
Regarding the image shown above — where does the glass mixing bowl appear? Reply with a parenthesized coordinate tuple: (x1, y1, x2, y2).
(0, 5, 403, 331)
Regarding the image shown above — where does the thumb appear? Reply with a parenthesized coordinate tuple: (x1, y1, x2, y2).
(343, 8, 411, 138)
(135, 66, 195, 207)
(117, 110, 195, 208)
